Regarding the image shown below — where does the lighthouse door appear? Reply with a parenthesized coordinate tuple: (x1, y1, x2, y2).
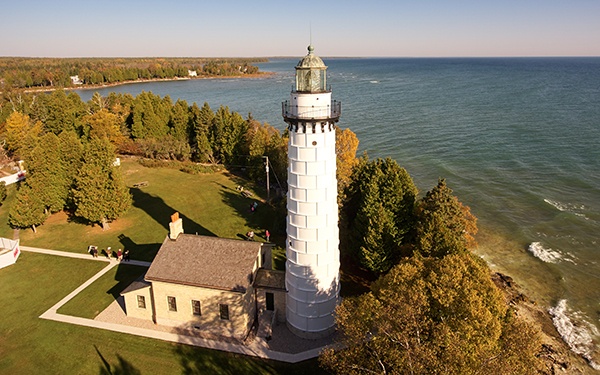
(266, 292, 274, 311)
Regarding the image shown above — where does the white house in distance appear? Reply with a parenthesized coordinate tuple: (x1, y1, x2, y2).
(0, 237, 20, 270)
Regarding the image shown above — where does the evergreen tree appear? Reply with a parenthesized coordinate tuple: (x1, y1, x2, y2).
(414, 178, 478, 258)
(25, 133, 65, 213)
(0, 181, 6, 204)
(169, 98, 190, 142)
(345, 157, 418, 273)
(8, 183, 47, 233)
(131, 92, 171, 139)
(210, 105, 247, 164)
(71, 137, 131, 230)
(189, 102, 214, 163)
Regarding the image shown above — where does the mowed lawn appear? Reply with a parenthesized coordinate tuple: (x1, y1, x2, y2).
(0, 253, 323, 375)
(1, 158, 280, 262)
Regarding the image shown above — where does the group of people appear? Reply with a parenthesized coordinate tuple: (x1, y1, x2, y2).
(89, 245, 130, 261)
(246, 229, 270, 242)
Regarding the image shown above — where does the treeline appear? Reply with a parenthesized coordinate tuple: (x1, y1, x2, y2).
(323, 154, 545, 372)
(0, 89, 288, 231)
(0, 57, 266, 89)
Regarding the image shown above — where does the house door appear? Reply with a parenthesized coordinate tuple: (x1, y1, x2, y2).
(266, 292, 274, 311)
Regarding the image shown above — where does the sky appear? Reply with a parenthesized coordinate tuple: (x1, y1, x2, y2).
(1, 0, 599, 58)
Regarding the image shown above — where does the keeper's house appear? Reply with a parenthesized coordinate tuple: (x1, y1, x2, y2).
(121, 215, 285, 340)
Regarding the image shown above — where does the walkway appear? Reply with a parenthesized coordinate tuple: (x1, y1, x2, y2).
(20, 246, 329, 363)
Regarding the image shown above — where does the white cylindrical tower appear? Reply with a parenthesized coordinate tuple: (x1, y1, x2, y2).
(282, 45, 341, 339)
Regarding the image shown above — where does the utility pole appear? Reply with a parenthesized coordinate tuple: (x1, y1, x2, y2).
(263, 156, 270, 201)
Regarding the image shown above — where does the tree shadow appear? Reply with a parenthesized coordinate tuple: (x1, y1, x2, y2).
(95, 345, 142, 375)
(130, 187, 215, 237)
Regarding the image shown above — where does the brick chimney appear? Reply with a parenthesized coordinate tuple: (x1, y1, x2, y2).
(169, 212, 183, 240)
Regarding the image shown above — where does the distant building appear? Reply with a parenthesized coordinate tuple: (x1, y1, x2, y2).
(188, 70, 197, 77)
(70, 75, 83, 85)
(121, 214, 285, 340)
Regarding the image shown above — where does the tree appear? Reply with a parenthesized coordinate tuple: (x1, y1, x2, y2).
(189, 102, 214, 163)
(320, 252, 542, 375)
(344, 157, 418, 273)
(71, 137, 131, 230)
(210, 105, 247, 164)
(131, 92, 171, 139)
(335, 127, 359, 194)
(8, 183, 47, 233)
(4, 111, 42, 159)
(0, 181, 6, 204)
(25, 133, 66, 213)
(414, 178, 478, 258)
(82, 109, 126, 146)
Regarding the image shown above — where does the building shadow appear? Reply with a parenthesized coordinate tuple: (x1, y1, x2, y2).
(130, 187, 215, 237)
(95, 345, 141, 375)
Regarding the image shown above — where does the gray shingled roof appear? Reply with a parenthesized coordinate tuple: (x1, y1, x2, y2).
(145, 234, 262, 293)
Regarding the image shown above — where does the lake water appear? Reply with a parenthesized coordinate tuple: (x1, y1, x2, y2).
(76, 56, 600, 367)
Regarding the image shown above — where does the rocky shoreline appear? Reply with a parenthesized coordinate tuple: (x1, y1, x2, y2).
(492, 272, 597, 374)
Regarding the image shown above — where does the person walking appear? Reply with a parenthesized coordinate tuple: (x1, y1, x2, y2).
(117, 248, 123, 262)
(124, 249, 130, 261)
(265, 229, 270, 242)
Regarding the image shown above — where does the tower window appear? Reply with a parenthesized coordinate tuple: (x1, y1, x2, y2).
(312, 141, 317, 146)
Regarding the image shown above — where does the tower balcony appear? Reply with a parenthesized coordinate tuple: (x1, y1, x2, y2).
(282, 100, 341, 124)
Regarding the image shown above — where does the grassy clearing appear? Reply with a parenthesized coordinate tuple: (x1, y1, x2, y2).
(0, 252, 324, 375)
(2, 158, 280, 262)
(57, 263, 148, 319)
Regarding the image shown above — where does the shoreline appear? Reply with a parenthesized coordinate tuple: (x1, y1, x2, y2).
(20, 72, 276, 94)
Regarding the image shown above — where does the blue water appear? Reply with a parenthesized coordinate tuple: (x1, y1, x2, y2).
(76, 57, 600, 366)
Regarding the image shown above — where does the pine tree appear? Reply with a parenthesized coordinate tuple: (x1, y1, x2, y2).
(71, 137, 131, 230)
(25, 133, 65, 213)
(8, 183, 47, 233)
(414, 178, 478, 258)
(345, 157, 418, 273)
(190, 102, 214, 163)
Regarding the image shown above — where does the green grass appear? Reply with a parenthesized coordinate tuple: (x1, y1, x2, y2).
(0, 160, 326, 374)
(2, 158, 281, 261)
(0, 252, 325, 375)
(57, 263, 147, 319)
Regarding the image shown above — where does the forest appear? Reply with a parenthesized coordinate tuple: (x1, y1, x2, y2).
(0, 57, 266, 89)
(0, 88, 549, 374)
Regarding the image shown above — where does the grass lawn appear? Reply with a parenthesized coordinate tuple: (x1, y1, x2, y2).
(2, 158, 282, 262)
(57, 263, 148, 319)
(0, 252, 325, 374)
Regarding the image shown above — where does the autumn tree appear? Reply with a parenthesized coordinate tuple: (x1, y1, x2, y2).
(343, 157, 418, 273)
(335, 127, 359, 194)
(320, 252, 542, 375)
(82, 109, 126, 146)
(71, 137, 131, 230)
(4, 111, 42, 159)
(8, 183, 47, 233)
(414, 178, 478, 258)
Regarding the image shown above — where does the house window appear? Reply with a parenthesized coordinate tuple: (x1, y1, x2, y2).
(167, 296, 177, 312)
(219, 304, 229, 320)
(137, 295, 146, 309)
(192, 300, 201, 316)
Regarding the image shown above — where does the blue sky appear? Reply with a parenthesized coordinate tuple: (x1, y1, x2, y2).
(1, 0, 599, 57)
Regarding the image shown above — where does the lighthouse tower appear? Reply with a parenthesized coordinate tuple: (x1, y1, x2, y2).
(282, 45, 341, 339)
